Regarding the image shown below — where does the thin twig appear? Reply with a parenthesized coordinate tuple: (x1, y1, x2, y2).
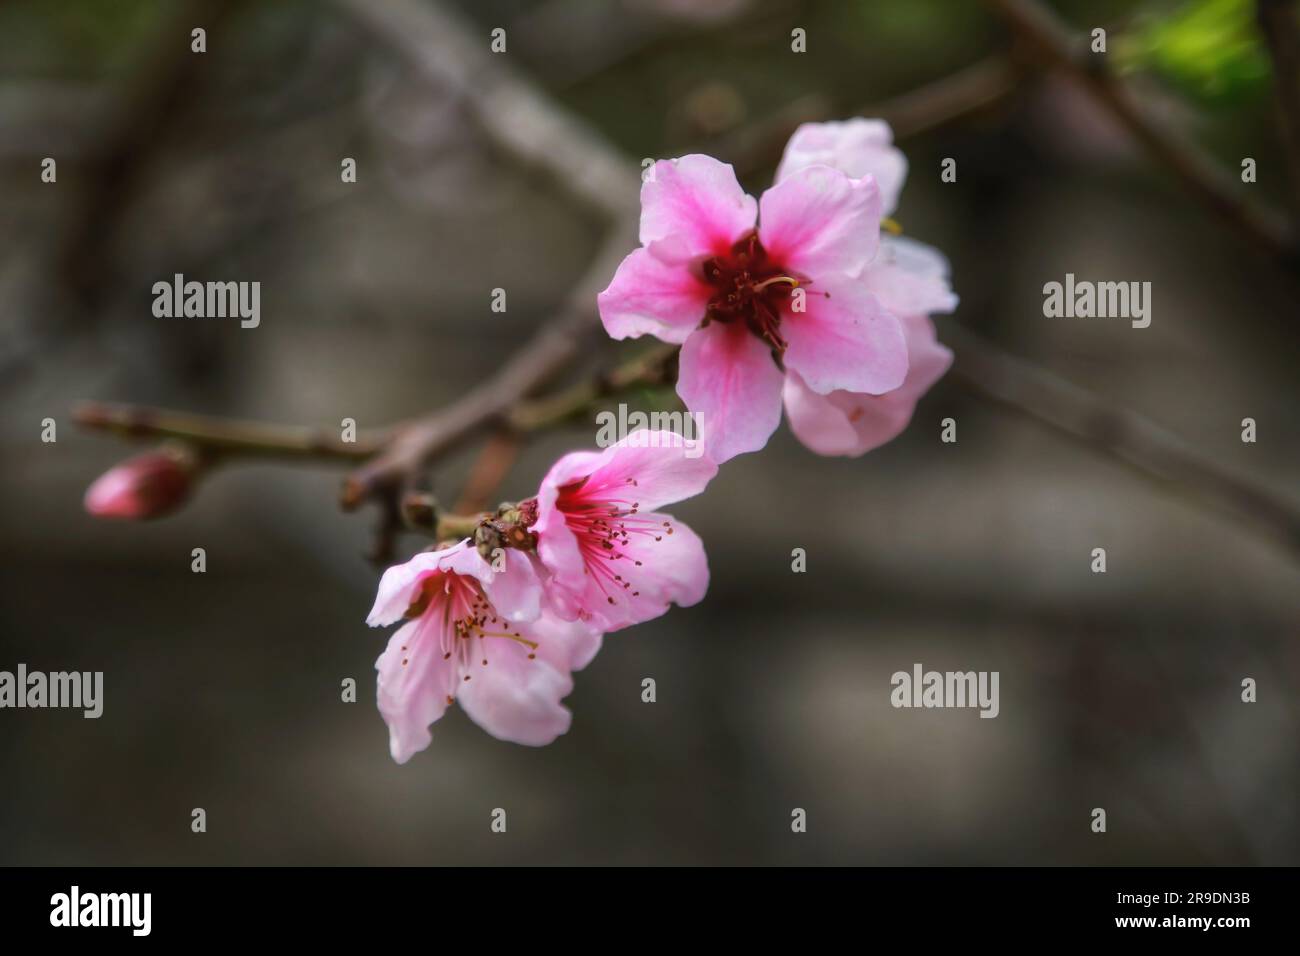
(73, 402, 382, 461)
(982, 0, 1298, 265)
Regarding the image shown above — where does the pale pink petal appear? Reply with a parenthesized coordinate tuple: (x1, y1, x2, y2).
(456, 617, 576, 746)
(640, 155, 757, 258)
(436, 539, 538, 625)
(677, 322, 784, 463)
(366, 549, 453, 627)
(478, 549, 543, 624)
(566, 512, 709, 632)
(775, 118, 908, 216)
(758, 164, 881, 279)
(527, 610, 604, 674)
(783, 315, 952, 456)
(597, 245, 712, 344)
(865, 236, 958, 317)
(781, 274, 907, 395)
(375, 616, 456, 764)
(781, 373, 859, 455)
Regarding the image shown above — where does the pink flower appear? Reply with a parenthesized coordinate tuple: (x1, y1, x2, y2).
(528, 430, 716, 632)
(367, 540, 600, 763)
(84, 448, 197, 519)
(597, 118, 956, 461)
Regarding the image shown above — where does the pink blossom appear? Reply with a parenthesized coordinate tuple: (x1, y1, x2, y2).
(598, 119, 956, 461)
(84, 448, 196, 519)
(528, 430, 716, 632)
(367, 540, 600, 763)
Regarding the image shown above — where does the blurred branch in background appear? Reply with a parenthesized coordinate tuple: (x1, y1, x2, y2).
(983, 0, 1299, 266)
(3, 0, 249, 387)
(943, 322, 1300, 562)
(721, 55, 1025, 179)
(69, 0, 1300, 570)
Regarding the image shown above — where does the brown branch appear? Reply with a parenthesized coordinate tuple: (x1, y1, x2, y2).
(982, 0, 1298, 265)
(1258, 0, 1300, 220)
(73, 402, 382, 461)
(942, 322, 1300, 561)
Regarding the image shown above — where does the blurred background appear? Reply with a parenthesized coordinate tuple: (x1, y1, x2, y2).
(1, 0, 1298, 865)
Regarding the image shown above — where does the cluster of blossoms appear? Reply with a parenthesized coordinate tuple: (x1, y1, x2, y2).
(367, 431, 715, 762)
(363, 119, 957, 762)
(82, 119, 956, 763)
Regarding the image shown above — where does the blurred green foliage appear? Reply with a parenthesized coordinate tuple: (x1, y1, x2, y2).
(1118, 0, 1270, 103)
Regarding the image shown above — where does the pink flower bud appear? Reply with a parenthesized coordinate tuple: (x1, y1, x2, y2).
(84, 449, 196, 520)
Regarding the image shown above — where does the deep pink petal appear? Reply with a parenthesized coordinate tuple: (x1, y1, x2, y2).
(597, 246, 712, 344)
(783, 315, 952, 456)
(566, 511, 709, 633)
(640, 155, 757, 258)
(781, 274, 907, 396)
(758, 164, 881, 280)
(566, 430, 718, 514)
(677, 322, 784, 463)
(534, 450, 607, 597)
(775, 118, 908, 216)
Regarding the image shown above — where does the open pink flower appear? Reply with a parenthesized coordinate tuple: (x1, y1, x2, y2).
(598, 118, 956, 461)
(775, 120, 957, 455)
(598, 153, 907, 462)
(367, 540, 600, 763)
(528, 430, 716, 632)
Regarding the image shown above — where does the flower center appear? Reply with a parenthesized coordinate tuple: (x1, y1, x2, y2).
(402, 572, 538, 700)
(701, 230, 804, 354)
(556, 476, 674, 609)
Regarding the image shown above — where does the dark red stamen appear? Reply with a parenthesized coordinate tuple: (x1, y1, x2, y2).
(700, 230, 804, 355)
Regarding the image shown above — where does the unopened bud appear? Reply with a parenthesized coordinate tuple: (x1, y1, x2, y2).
(84, 446, 198, 520)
